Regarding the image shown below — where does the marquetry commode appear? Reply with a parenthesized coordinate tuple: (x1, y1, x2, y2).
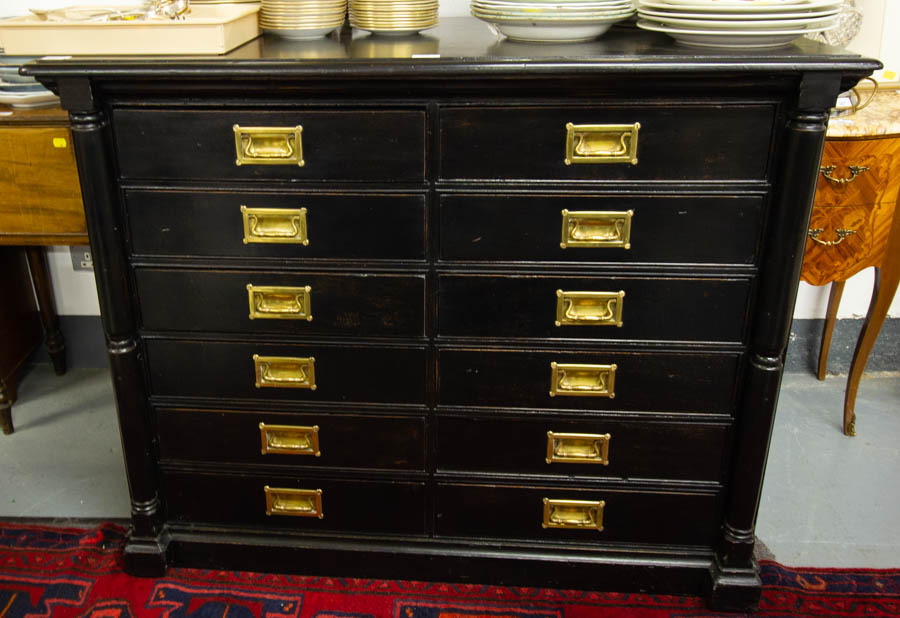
(27, 21, 877, 612)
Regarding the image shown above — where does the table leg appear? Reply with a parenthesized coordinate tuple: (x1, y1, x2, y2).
(817, 280, 845, 381)
(25, 247, 67, 376)
(843, 264, 900, 436)
(1, 375, 17, 435)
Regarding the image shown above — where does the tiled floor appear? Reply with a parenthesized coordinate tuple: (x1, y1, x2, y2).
(1, 364, 898, 567)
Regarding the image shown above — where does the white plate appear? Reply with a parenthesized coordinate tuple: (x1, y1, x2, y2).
(0, 89, 58, 107)
(351, 23, 438, 34)
(637, 5, 838, 19)
(476, 0, 632, 8)
(636, 17, 836, 46)
(473, 8, 633, 20)
(487, 19, 616, 41)
(639, 0, 840, 12)
(655, 0, 828, 6)
(472, 4, 634, 15)
(500, 0, 631, 3)
(638, 13, 836, 29)
(263, 24, 340, 39)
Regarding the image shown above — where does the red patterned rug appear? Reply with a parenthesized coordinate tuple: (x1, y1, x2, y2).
(1, 522, 897, 617)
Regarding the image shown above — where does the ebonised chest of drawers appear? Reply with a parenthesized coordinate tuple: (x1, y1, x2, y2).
(28, 20, 878, 611)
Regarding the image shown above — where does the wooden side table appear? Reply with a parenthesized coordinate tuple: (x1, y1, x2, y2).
(801, 90, 900, 436)
(0, 103, 87, 435)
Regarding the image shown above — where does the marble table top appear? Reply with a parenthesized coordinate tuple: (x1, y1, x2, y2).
(828, 89, 900, 138)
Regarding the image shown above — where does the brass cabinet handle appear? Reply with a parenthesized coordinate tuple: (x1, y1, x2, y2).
(549, 362, 616, 398)
(234, 125, 304, 166)
(808, 228, 857, 246)
(247, 284, 312, 321)
(264, 486, 323, 518)
(555, 290, 624, 327)
(253, 354, 316, 390)
(560, 209, 633, 249)
(260, 423, 320, 456)
(820, 164, 869, 184)
(565, 122, 639, 165)
(542, 498, 605, 531)
(546, 431, 611, 465)
(241, 206, 309, 245)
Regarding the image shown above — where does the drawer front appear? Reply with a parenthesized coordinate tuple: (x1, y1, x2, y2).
(438, 349, 740, 414)
(802, 201, 895, 286)
(438, 275, 750, 343)
(137, 268, 425, 337)
(126, 191, 426, 260)
(435, 483, 721, 546)
(440, 194, 764, 265)
(815, 138, 900, 207)
(158, 408, 426, 470)
(165, 471, 426, 535)
(436, 415, 727, 482)
(146, 339, 426, 404)
(114, 109, 426, 182)
(439, 105, 774, 181)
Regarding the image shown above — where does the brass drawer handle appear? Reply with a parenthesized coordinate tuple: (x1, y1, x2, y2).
(247, 284, 313, 321)
(808, 228, 856, 246)
(260, 423, 320, 456)
(264, 486, 323, 518)
(550, 362, 616, 398)
(253, 354, 316, 390)
(555, 290, 624, 327)
(234, 125, 304, 166)
(565, 122, 639, 165)
(820, 164, 869, 184)
(241, 206, 309, 245)
(546, 431, 610, 465)
(542, 498, 605, 531)
(560, 209, 633, 249)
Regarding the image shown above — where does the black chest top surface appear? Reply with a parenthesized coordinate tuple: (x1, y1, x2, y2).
(26, 18, 876, 90)
(24, 19, 879, 613)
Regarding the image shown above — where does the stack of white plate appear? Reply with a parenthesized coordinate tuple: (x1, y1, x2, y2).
(636, 0, 842, 48)
(259, 0, 347, 40)
(471, 0, 635, 43)
(349, 0, 438, 35)
(0, 58, 58, 108)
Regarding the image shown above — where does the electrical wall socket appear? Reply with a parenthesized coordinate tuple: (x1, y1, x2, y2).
(70, 246, 93, 271)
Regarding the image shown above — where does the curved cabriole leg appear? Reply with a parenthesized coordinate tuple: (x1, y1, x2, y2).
(817, 280, 845, 380)
(843, 260, 900, 435)
(67, 96, 168, 574)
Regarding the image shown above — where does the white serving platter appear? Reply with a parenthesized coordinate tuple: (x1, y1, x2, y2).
(0, 4, 260, 55)
(637, 5, 839, 19)
(638, 13, 836, 29)
(636, 16, 836, 46)
(639, 0, 841, 12)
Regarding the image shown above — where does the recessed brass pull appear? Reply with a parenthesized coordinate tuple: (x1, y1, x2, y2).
(546, 431, 610, 465)
(234, 125, 304, 166)
(264, 486, 323, 518)
(253, 354, 316, 390)
(820, 164, 869, 184)
(550, 362, 616, 398)
(560, 209, 633, 249)
(260, 423, 320, 456)
(241, 206, 308, 245)
(565, 122, 639, 165)
(808, 228, 857, 246)
(556, 290, 624, 327)
(542, 498, 605, 531)
(247, 284, 312, 321)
